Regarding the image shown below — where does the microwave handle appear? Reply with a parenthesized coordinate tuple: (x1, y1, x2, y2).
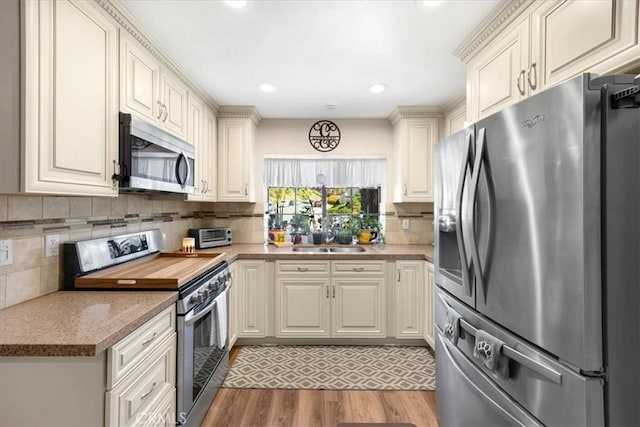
(176, 152, 191, 187)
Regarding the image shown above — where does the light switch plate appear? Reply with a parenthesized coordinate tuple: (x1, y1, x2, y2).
(0, 240, 13, 266)
(402, 219, 410, 229)
(45, 235, 59, 257)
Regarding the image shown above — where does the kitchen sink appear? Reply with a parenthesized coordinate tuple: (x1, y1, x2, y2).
(292, 246, 330, 253)
(327, 246, 366, 253)
(291, 246, 366, 253)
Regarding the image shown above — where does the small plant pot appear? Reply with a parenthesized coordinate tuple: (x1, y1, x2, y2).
(312, 233, 323, 245)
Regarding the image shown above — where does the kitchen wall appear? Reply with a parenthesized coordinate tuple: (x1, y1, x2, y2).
(201, 119, 435, 245)
(0, 194, 205, 309)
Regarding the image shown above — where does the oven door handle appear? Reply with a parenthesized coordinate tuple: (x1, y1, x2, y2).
(184, 299, 217, 326)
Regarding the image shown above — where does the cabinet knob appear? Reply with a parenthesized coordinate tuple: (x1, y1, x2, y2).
(297, 267, 309, 272)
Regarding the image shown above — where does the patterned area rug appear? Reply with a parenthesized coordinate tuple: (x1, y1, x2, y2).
(222, 345, 435, 390)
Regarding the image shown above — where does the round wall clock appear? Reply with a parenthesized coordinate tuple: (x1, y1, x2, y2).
(309, 120, 340, 152)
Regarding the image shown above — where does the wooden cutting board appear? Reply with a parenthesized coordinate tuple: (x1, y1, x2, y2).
(74, 252, 225, 289)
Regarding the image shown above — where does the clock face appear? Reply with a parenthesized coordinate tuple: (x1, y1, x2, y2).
(309, 120, 341, 152)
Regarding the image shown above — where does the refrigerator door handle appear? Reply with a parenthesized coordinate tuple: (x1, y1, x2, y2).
(458, 318, 563, 385)
(469, 127, 486, 299)
(455, 133, 473, 296)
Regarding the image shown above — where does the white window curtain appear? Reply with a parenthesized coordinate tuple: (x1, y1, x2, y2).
(264, 159, 386, 188)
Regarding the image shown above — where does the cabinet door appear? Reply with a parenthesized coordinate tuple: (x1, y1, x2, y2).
(228, 262, 238, 348)
(402, 118, 437, 202)
(217, 118, 254, 202)
(467, 18, 530, 121)
(425, 262, 435, 349)
(160, 70, 188, 141)
(202, 107, 217, 201)
(186, 95, 204, 199)
(237, 260, 266, 337)
(276, 277, 331, 338)
(531, 0, 640, 90)
(394, 261, 425, 339)
(23, 0, 118, 196)
(332, 277, 386, 338)
(120, 36, 161, 124)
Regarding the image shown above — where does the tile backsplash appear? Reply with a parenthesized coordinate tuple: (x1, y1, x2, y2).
(0, 194, 206, 309)
(0, 195, 434, 310)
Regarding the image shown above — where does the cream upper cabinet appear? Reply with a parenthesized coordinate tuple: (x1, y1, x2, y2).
(463, 0, 640, 122)
(160, 71, 189, 141)
(389, 108, 439, 203)
(186, 95, 205, 200)
(467, 17, 530, 121)
(424, 262, 435, 349)
(394, 260, 425, 339)
(217, 110, 260, 202)
(23, 0, 118, 196)
(201, 107, 218, 201)
(530, 0, 640, 90)
(120, 35, 161, 124)
(237, 260, 267, 338)
(120, 35, 189, 142)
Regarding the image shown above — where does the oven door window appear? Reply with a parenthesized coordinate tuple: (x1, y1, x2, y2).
(130, 136, 195, 186)
(191, 308, 225, 401)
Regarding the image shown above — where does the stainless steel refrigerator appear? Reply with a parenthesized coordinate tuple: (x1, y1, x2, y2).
(434, 73, 640, 426)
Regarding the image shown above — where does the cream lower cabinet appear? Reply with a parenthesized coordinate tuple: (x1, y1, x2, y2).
(424, 262, 435, 349)
(394, 261, 425, 339)
(228, 261, 239, 347)
(237, 260, 267, 337)
(22, 0, 119, 196)
(0, 305, 176, 427)
(275, 260, 386, 338)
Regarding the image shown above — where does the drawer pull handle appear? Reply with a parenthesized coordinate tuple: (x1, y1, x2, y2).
(352, 267, 364, 272)
(140, 382, 157, 400)
(297, 267, 309, 272)
(141, 332, 157, 346)
(116, 279, 137, 285)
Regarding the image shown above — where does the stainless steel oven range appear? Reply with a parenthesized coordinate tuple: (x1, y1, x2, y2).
(176, 261, 230, 426)
(63, 229, 231, 427)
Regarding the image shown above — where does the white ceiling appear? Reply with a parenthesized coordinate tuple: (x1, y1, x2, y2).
(120, 0, 501, 119)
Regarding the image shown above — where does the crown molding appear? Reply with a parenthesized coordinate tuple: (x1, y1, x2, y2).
(218, 106, 262, 125)
(387, 106, 444, 125)
(96, 0, 219, 114)
(453, 0, 530, 64)
(443, 94, 466, 115)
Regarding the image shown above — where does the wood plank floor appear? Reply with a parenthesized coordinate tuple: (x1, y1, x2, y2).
(201, 348, 439, 427)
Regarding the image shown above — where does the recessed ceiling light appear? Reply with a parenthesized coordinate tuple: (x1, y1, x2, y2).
(326, 105, 337, 110)
(225, 1, 247, 8)
(421, 0, 445, 7)
(369, 84, 388, 94)
(259, 83, 275, 93)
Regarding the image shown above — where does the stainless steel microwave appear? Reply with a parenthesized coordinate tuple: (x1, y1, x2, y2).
(188, 228, 232, 249)
(117, 113, 195, 194)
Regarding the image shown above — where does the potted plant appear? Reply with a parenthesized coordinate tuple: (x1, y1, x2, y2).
(347, 215, 381, 244)
(289, 213, 311, 244)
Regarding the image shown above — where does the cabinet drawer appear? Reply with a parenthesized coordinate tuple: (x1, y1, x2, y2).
(106, 333, 176, 427)
(276, 260, 330, 275)
(331, 260, 386, 276)
(142, 387, 176, 427)
(108, 305, 176, 388)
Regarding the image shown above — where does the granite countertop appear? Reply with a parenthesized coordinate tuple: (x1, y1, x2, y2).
(205, 243, 434, 263)
(0, 244, 431, 358)
(0, 291, 177, 357)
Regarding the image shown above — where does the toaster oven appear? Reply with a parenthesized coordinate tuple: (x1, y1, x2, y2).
(188, 228, 232, 249)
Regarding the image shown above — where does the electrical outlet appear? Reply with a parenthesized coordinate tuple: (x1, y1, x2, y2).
(45, 235, 59, 257)
(402, 219, 410, 230)
(0, 240, 12, 266)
